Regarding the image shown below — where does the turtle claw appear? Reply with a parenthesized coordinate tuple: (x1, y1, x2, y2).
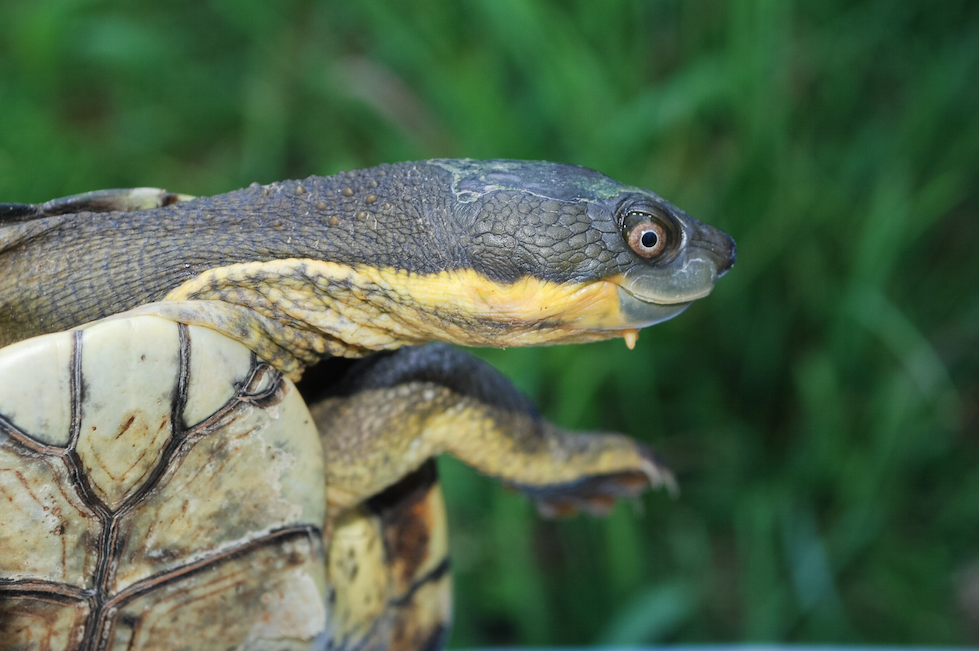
(533, 494, 616, 519)
(513, 446, 677, 519)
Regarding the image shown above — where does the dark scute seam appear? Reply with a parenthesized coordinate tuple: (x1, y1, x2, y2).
(0, 579, 89, 604)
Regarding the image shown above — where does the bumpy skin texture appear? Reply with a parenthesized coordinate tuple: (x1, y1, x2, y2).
(0, 159, 734, 350)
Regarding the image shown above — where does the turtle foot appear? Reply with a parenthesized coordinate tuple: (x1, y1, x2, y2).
(511, 444, 676, 518)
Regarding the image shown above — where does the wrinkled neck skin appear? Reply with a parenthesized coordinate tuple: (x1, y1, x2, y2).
(0, 163, 457, 347)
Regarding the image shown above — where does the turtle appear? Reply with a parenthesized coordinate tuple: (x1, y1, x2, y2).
(0, 159, 736, 650)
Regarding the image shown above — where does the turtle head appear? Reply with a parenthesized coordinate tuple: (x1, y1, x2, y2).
(158, 159, 736, 372)
(606, 189, 737, 327)
(429, 159, 736, 341)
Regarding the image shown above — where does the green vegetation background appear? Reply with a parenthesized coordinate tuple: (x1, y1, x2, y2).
(1, 0, 977, 645)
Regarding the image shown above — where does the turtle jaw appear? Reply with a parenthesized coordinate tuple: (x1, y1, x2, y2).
(615, 287, 692, 328)
(612, 248, 721, 328)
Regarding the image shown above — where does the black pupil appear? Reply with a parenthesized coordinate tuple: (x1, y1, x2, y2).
(641, 230, 658, 248)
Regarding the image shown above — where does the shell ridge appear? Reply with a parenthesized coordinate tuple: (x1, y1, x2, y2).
(112, 357, 266, 515)
(66, 330, 83, 451)
(171, 324, 191, 436)
(0, 577, 90, 603)
(71, 322, 190, 651)
(93, 327, 196, 594)
(0, 412, 67, 457)
(102, 524, 322, 612)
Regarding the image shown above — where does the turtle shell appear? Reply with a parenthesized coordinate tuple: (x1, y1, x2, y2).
(0, 315, 329, 650)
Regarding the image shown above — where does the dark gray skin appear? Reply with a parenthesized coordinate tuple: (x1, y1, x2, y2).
(0, 159, 735, 348)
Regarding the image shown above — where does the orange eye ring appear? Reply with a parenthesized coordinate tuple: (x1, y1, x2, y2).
(628, 221, 667, 258)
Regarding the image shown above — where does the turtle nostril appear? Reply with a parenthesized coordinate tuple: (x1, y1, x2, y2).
(690, 221, 736, 279)
(716, 235, 736, 277)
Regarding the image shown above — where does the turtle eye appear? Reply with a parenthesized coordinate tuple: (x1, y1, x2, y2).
(626, 212, 669, 259)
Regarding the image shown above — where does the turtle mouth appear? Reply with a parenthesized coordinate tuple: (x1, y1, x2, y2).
(615, 285, 692, 327)
(612, 253, 717, 328)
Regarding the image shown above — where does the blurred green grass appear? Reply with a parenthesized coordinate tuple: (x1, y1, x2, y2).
(1, 0, 977, 645)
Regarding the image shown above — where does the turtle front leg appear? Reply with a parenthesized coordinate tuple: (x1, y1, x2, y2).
(305, 344, 671, 651)
(307, 343, 674, 521)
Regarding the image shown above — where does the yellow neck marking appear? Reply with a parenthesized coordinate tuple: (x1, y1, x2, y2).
(162, 259, 634, 374)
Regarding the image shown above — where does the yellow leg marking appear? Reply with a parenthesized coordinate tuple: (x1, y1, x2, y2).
(426, 402, 671, 490)
(312, 383, 673, 518)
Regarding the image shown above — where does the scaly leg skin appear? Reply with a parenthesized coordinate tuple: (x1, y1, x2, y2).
(308, 342, 675, 522)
